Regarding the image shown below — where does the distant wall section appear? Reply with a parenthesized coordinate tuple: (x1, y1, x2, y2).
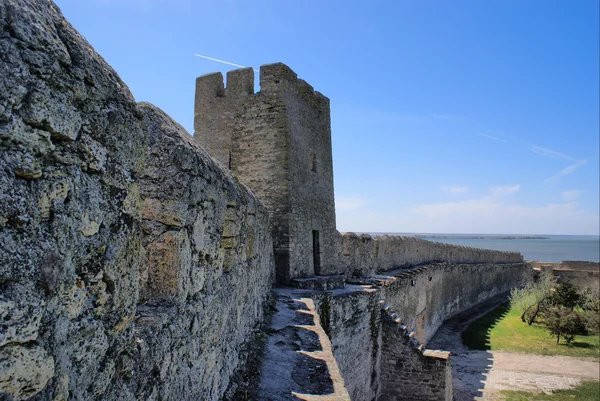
(530, 260, 600, 293)
(339, 233, 523, 278)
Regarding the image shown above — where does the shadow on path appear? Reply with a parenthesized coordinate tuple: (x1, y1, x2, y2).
(427, 293, 511, 400)
(461, 302, 510, 351)
(428, 293, 600, 400)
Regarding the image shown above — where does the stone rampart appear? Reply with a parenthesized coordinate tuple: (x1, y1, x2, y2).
(0, 3, 537, 401)
(0, 2, 273, 400)
(311, 261, 526, 400)
(529, 260, 600, 293)
(376, 263, 528, 346)
(379, 304, 452, 401)
(313, 287, 382, 401)
(560, 260, 600, 271)
(339, 233, 523, 277)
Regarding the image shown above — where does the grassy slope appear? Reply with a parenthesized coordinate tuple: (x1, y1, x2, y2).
(462, 302, 600, 359)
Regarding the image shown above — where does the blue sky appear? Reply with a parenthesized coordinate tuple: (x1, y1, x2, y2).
(55, 0, 599, 235)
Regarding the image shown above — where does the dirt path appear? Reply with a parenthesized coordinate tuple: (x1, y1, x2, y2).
(427, 294, 600, 400)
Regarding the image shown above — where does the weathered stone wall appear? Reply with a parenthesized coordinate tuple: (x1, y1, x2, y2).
(530, 260, 600, 293)
(193, 68, 254, 168)
(283, 67, 338, 280)
(560, 260, 600, 271)
(131, 104, 274, 401)
(377, 263, 528, 346)
(1, 1, 145, 398)
(313, 288, 382, 401)
(0, 1, 274, 400)
(553, 269, 599, 293)
(379, 307, 452, 401)
(194, 64, 338, 284)
(311, 283, 456, 401)
(311, 262, 525, 401)
(340, 233, 523, 278)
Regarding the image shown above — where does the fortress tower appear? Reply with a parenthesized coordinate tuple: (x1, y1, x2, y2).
(194, 63, 338, 284)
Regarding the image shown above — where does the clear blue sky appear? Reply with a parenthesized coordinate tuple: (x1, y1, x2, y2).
(55, 0, 599, 235)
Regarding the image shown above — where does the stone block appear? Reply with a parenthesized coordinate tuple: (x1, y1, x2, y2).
(0, 344, 54, 400)
(142, 198, 188, 228)
(145, 230, 192, 304)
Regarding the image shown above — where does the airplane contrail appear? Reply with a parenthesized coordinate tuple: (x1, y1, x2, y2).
(194, 54, 258, 72)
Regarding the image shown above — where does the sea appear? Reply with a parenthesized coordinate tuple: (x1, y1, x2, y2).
(369, 233, 600, 263)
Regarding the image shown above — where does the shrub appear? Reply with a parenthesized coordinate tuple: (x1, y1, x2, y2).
(581, 290, 600, 335)
(543, 306, 586, 344)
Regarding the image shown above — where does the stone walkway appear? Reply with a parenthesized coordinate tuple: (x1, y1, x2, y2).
(427, 294, 600, 400)
(257, 288, 350, 401)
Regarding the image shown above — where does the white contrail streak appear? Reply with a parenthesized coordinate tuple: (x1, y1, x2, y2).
(194, 54, 258, 72)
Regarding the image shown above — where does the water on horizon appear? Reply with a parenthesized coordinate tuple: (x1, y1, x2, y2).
(368, 233, 600, 263)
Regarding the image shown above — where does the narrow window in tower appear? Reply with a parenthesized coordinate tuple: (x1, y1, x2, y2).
(228, 151, 232, 169)
(310, 152, 317, 172)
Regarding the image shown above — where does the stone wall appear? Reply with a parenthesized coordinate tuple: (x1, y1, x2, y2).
(530, 260, 600, 293)
(281, 67, 338, 280)
(340, 233, 523, 278)
(310, 261, 525, 401)
(314, 287, 382, 401)
(560, 260, 600, 271)
(0, 1, 274, 400)
(131, 104, 274, 401)
(194, 64, 338, 284)
(377, 263, 528, 346)
(378, 306, 452, 401)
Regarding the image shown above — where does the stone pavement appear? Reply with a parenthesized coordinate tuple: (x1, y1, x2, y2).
(480, 369, 580, 394)
(451, 351, 598, 400)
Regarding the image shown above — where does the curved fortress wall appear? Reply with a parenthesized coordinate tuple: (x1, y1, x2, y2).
(338, 232, 522, 277)
(194, 64, 338, 284)
(0, 1, 273, 399)
(320, 261, 528, 401)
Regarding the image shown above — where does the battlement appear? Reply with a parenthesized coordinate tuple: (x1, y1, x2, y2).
(338, 232, 524, 278)
(195, 67, 254, 99)
(195, 63, 329, 109)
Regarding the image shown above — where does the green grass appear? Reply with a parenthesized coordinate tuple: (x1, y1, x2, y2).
(496, 381, 600, 400)
(462, 302, 600, 359)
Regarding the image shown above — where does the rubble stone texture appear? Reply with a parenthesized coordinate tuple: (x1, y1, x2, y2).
(0, 1, 273, 400)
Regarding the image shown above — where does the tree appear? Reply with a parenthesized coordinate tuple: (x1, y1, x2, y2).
(581, 289, 600, 334)
(510, 271, 557, 325)
(551, 281, 581, 310)
(543, 306, 586, 344)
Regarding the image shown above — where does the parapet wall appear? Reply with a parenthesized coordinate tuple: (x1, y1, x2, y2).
(134, 104, 274, 400)
(379, 305, 452, 401)
(377, 262, 528, 345)
(316, 261, 527, 400)
(0, 2, 274, 400)
(339, 232, 523, 277)
(312, 288, 382, 401)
